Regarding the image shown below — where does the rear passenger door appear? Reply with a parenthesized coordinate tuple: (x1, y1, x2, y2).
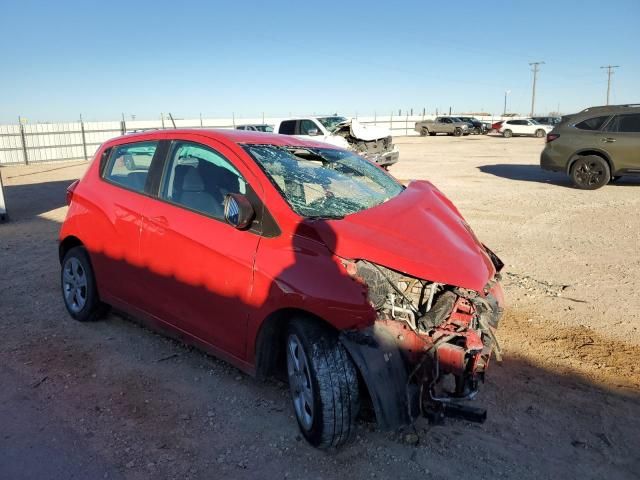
(137, 136, 261, 360)
(602, 113, 640, 172)
(92, 140, 168, 306)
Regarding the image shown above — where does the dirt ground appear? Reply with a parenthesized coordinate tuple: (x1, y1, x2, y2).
(1, 135, 639, 479)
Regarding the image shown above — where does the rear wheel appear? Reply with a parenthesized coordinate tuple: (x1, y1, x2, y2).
(503, 129, 513, 138)
(570, 155, 610, 190)
(453, 128, 463, 137)
(61, 246, 108, 321)
(286, 317, 360, 449)
(420, 127, 428, 136)
(535, 129, 546, 138)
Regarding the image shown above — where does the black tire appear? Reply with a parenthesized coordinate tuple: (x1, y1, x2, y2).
(570, 155, 610, 190)
(535, 129, 546, 138)
(474, 127, 481, 135)
(503, 129, 513, 138)
(420, 127, 428, 137)
(286, 317, 360, 449)
(61, 246, 108, 321)
(453, 128, 462, 137)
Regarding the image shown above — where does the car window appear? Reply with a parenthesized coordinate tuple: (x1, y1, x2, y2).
(278, 120, 296, 135)
(299, 120, 319, 135)
(606, 114, 640, 133)
(104, 141, 158, 193)
(575, 116, 610, 131)
(161, 142, 247, 219)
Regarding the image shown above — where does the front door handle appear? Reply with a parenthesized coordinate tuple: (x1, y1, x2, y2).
(601, 137, 616, 143)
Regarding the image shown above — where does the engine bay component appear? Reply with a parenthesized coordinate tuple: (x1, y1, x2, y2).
(350, 259, 503, 423)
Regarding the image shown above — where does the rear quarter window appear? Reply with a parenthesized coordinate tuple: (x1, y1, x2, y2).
(574, 116, 610, 131)
(103, 141, 158, 193)
(278, 121, 296, 135)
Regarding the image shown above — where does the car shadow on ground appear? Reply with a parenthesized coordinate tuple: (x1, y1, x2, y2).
(3, 180, 72, 219)
(479, 164, 640, 188)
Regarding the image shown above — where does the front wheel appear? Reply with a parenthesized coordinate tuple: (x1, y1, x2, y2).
(535, 129, 546, 138)
(286, 317, 360, 449)
(453, 128, 463, 137)
(503, 129, 513, 138)
(420, 127, 428, 136)
(570, 155, 610, 190)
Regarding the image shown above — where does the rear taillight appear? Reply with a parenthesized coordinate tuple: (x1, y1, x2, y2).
(66, 180, 79, 206)
(546, 133, 560, 143)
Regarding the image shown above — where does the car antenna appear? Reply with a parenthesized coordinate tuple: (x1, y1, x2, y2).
(168, 113, 177, 129)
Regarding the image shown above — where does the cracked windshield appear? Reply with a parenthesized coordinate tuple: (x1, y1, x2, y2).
(243, 146, 403, 218)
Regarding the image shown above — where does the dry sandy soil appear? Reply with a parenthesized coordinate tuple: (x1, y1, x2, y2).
(1, 135, 639, 479)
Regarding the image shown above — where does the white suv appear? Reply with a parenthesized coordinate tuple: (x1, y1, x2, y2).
(499, 119, 553, 138)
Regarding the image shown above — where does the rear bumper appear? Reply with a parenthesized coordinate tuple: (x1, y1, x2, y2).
(540, 149, 566, 172)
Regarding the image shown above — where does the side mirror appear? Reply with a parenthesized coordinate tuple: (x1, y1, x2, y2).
(306, 128, 319, 136)
(223, 193, 255, 229)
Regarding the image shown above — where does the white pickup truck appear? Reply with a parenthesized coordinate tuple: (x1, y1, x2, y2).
(272, 116, 399, 168)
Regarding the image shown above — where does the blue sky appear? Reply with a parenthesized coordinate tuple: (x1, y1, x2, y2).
(1, 0, 638, 122)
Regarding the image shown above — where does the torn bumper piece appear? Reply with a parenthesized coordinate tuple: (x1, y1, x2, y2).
(364, 147, 399, 168)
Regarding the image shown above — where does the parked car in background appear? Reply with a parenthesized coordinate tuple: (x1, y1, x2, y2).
(414, 117, 470, 136)
(59, 128, 504, 449)
(532, 116, 561, 127)
(499, 119, 553, 138)
(456, 116, 489, 134)
(273, 116, 399, 168)
(236, 124, 274, 132)
(541, 104, 640, 189)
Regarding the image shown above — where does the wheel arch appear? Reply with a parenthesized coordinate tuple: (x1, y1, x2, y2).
(59, 235, 84, 264)
(567, 149, 614, 175)
(254, 307, 338, 380)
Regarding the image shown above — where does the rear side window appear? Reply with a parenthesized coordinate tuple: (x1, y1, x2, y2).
(104, 141, 158, 193)
(606, 114, 640, 133)
(278, 120, 296, 135)
(575, 116, 610, 131)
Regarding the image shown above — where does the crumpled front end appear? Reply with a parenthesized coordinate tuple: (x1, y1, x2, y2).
(333, 120, 399, 168)
(340, 255, 504, 428)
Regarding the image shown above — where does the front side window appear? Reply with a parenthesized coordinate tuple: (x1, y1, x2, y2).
(606, 114, 640, 133)
(299, 120, 319, 135)
(161, 142, 246, 219)
(575, 115, 610, 131)
(244, 145, 403, 219)
(104, 141, 158, 193)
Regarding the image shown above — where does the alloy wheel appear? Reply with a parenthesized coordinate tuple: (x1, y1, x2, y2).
(287, 333, 315, 431)
(62, 257, 88, 313)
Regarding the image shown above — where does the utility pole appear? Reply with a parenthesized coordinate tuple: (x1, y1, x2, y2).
(600, 65, 620, 105)
(503, 90, 511, 115)
(529, 62, 544, 116)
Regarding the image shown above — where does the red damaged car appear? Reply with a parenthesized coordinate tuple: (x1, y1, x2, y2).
(59, 129, 504, 448)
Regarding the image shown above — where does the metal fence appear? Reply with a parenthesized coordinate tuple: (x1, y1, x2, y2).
(0, 113, 512, 166)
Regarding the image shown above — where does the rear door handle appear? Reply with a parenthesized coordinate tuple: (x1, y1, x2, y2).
(601, 137, 616, 143)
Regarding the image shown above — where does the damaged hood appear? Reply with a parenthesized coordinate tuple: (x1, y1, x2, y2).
(337, 119, 392, 142)
(314, 181, 496, 291)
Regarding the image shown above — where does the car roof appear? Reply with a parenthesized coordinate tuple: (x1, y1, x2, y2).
(111, 128, 340, 149)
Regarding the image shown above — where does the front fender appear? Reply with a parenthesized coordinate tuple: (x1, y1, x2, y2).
(340, 324, 416, 430)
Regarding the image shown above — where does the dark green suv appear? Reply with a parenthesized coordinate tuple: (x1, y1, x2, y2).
(540, 104, 640, 189)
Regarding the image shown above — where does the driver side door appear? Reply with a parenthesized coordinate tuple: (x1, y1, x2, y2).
(137, 137, 261, 360)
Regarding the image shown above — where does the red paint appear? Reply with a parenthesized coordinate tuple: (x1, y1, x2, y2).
(60, 129, 503, 375)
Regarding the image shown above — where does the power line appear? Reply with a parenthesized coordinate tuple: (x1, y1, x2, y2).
(529, 61, 545, 116)
(600, 65, 620, 105)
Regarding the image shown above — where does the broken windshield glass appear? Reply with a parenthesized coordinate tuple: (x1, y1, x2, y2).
(317, 116, 348, 133)
(243, 145, 404, 218)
